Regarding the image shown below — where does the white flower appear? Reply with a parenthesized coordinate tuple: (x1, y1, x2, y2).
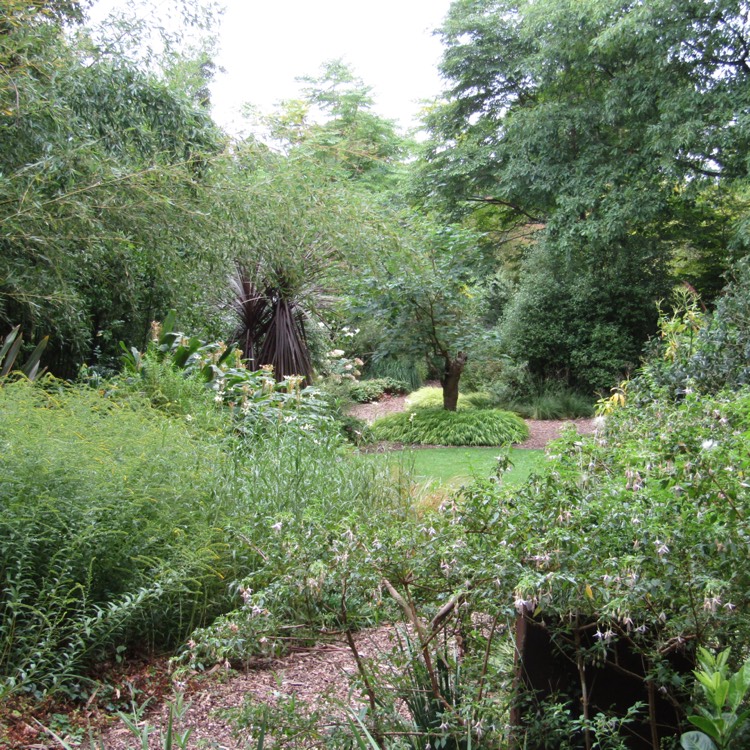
(701, 439, 719, 451)
(271, 521, 283, 532)
(703, 596, 722, 613)
(655, 539, 669, 556)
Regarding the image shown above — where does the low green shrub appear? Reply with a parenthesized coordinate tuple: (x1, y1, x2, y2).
(405, 386, 494, 412)
(119, 321, 334, 438)
(364, 356, 425, 391)
(371, 408, 528, 446)
(485, 374, 594, 419)
(638, 270, 750, 399)
(348, 377, 410, 403)
(503, 390, 595, 420)
(461, 391, 495, 410)
(337, 413, 374, 444)
(405, 386, 467, 411)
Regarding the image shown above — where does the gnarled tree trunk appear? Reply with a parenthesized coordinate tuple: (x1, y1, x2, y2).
(441, 351, 467, 411)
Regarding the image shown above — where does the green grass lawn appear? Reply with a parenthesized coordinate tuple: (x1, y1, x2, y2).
(374, 446, 547, 487)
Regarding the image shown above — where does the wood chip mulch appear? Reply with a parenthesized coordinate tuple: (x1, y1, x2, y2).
(98, 627, 398, 749)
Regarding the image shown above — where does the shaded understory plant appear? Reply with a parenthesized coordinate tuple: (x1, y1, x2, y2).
(121, 311, 332, 435)
(0, 325, 48, 380)
(681, 647, 750, 750)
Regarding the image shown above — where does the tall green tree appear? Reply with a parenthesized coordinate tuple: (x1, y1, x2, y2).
(415, 0, 750, 389)
(355, 218, 487, 410)
(267, 60, 410, 191)
(0, 3, 227, 374)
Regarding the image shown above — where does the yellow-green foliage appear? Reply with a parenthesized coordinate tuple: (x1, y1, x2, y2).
(406, 387, 492, 411)
(371, 408, 528, 446)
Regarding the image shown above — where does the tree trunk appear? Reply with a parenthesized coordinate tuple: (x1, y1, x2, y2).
(441, 352, 467, 411)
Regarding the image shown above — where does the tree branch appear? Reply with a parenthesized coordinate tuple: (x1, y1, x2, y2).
(465, 196, 543, 223)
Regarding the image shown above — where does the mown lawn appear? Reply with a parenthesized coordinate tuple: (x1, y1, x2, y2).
(374, 446, 547, 487)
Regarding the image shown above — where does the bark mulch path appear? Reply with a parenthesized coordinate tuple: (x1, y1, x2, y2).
(98, 628, 398, 749)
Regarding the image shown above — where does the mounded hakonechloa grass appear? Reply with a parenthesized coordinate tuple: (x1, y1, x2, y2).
(371, 407, 529, 446)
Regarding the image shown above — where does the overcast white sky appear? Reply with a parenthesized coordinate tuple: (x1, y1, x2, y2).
(89, 0, 455, 134)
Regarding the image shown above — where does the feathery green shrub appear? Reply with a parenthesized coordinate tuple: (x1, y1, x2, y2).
(0, 369, 401, 699)
(0, 379, 240, 697)
(371, 407, 528, 446)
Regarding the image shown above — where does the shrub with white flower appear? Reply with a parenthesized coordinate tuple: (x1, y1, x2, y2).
(322, 349, 362, 382)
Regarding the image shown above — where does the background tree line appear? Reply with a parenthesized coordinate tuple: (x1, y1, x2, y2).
(1, 0, 748, 403)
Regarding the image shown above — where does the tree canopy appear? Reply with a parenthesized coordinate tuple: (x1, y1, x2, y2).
(0, 2, 227, 374)
(411, 0, 750, 389)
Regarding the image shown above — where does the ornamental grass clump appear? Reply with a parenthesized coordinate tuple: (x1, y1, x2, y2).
(371, 407, 528, 446)
(0, 379, 242, 698)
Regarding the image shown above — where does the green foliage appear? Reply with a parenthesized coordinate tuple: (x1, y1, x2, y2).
(353, 216, 489, 409)
(41, 690, 206, 750)
(415, 0, 750, 390)
(0, 348, 402, 699)
(408, 383, 593, 420)
(641, 261, 750, 398)
(0, 326, 48, 380)
(371, 408, 528, 446)
(499, 241, 667, 391)
(681, 648, 750, 750)
(125, 316, 335, 436)
(407, 386, 469, 411)
(0, 379, 239, 697)
(267, 59, 410, 191)
(493, 379, 595, 420)
(348, 377, 410, 403)
(478, 362, 595, 419)
(0, 9, 227, 375)
(364, 356, 425, 392)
